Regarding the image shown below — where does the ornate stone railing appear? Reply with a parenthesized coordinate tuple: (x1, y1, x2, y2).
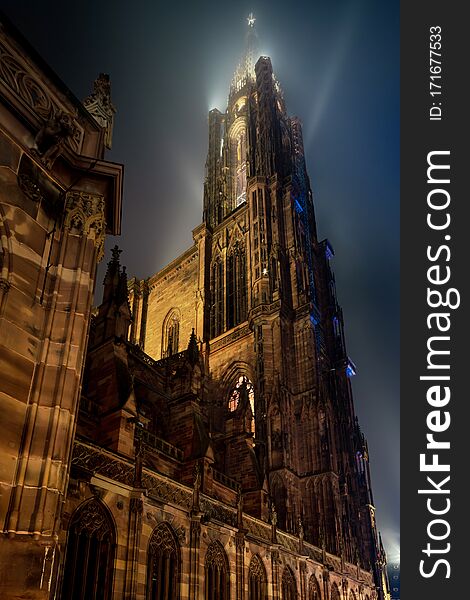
(200, 496, 237, 528)
(141, 429, 183, 461)
(213, 469, 239, 491)
(128, 341, 188, 370)
(244, 514, 272, 542)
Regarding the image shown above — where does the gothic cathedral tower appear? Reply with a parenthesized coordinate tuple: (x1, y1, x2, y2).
(200, 16, 387, 594)
(129, 15, 388, 598)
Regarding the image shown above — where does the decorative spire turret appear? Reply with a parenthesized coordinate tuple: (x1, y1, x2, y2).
(187, 328, 199, 365)
(83, 73, 116, 151)
(90, 245, 132, 346)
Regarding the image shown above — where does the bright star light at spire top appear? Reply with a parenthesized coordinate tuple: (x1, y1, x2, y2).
(247, 13, 256, 27)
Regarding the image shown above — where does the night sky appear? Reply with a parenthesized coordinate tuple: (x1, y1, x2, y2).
(2, 0, 399, 561)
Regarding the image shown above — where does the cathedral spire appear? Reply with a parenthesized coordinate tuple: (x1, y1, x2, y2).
(231, 13, 259, 93)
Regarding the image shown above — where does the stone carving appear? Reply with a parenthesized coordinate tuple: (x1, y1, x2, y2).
(72, 441, 135, 486)
(200, 497, 237, 528)
(149, 522, 179, 555)
(249, 554, 266, 582)
(31, 110, 76, 169)
(235, 531, 245, 550)
(205, 541, 229, 570)
(210, 324, 251, 351)
(72, 498, 113, 540)
(192, 460, 201, 510)
(0, 39, 83, 152)
(17, 173, 45, 204)
(130, 497, 143, 515)
(65, 191, 106, 260)
(142, 472, 192, 510)
(0, 278, 10, 294)
(83, 73, 116, 149)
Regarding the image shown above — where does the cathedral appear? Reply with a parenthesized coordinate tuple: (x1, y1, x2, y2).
(0, 12, 389, 600)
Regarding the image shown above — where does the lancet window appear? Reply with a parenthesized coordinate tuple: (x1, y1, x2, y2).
(61, 499, 115, 600)
(147, 523, 180, 600)
(281, 567, 297, 600)
(204, 541, 230, 600)
(163, 310, 180, 357)
(228, 375, 255, 433)
(309, 575, 322, 600)
(331, 583, 341, 600)
(226, 241, 247, 330)
(248, 555, 267, 600)
(210, 257, 224, 338)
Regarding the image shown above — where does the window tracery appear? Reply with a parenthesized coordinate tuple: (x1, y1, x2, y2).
(228, 375, 255, 433)
(281, 567, 297, 600)
(147, 522, 180, 600)
(309, 575, 322, 600)
(61, 499, 115, 600)
(331, 583, 341, 600)
(248, 555, 267, 600)
(205, 541, 230, 600)
(162, 310, 180, 357)
(226, 241, 247, 329)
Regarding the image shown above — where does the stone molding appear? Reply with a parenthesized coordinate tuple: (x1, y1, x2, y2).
(64, 191, 106, 260)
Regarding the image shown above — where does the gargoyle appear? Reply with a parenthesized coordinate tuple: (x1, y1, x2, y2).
(32, 110, 75, 169)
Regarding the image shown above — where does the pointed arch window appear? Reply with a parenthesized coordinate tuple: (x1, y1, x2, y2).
(281, 567, 297, 600)
(210, 258, 224, 339)
(205, 541, 230, 600)
(163, 310, 180, 358)
(211, 257, 224, 338)
(226, 242, 247, 330)
(61, 499, 115, 600)
(233, 129, 247, 207)
(147, 523, 180, 600)
(309, 575, 322, 600)
(228, 375, 255, 433)
(331, 583, 341, 600)
(248, 555, 267, 600)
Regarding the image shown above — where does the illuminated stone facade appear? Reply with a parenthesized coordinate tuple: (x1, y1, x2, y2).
(0, 15, 122, 599)
(0, 13, 389, 600)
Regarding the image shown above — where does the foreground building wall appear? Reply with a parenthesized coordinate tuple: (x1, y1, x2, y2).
(0, 16, 122, 598)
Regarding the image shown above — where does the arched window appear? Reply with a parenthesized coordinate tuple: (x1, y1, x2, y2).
(61, 499, 115, 600)
(231, 129, 246, 207)
(281, 567, 297, 600)
(248, 555, 267, 600)
(205, 541, 230, 600)
(228, 375, 255, 433)
(147, 522, 180, 600)
(349, 591, 357, 600)
(163, 310, 180, 358)
(226, 242, 247, 330)
(331, 583, 341, 600)
(210, 258, 224, 339)
(308, 575, 322, 600)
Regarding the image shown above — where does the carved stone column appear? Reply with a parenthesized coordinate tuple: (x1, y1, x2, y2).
(299, 561, 307, 600)
(322, 568, 330, 600)
(189, 517, 202, 600)
(124, 495, 144, 600)
(235, 531, 246, 600)
(271, 547, 281, 600)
